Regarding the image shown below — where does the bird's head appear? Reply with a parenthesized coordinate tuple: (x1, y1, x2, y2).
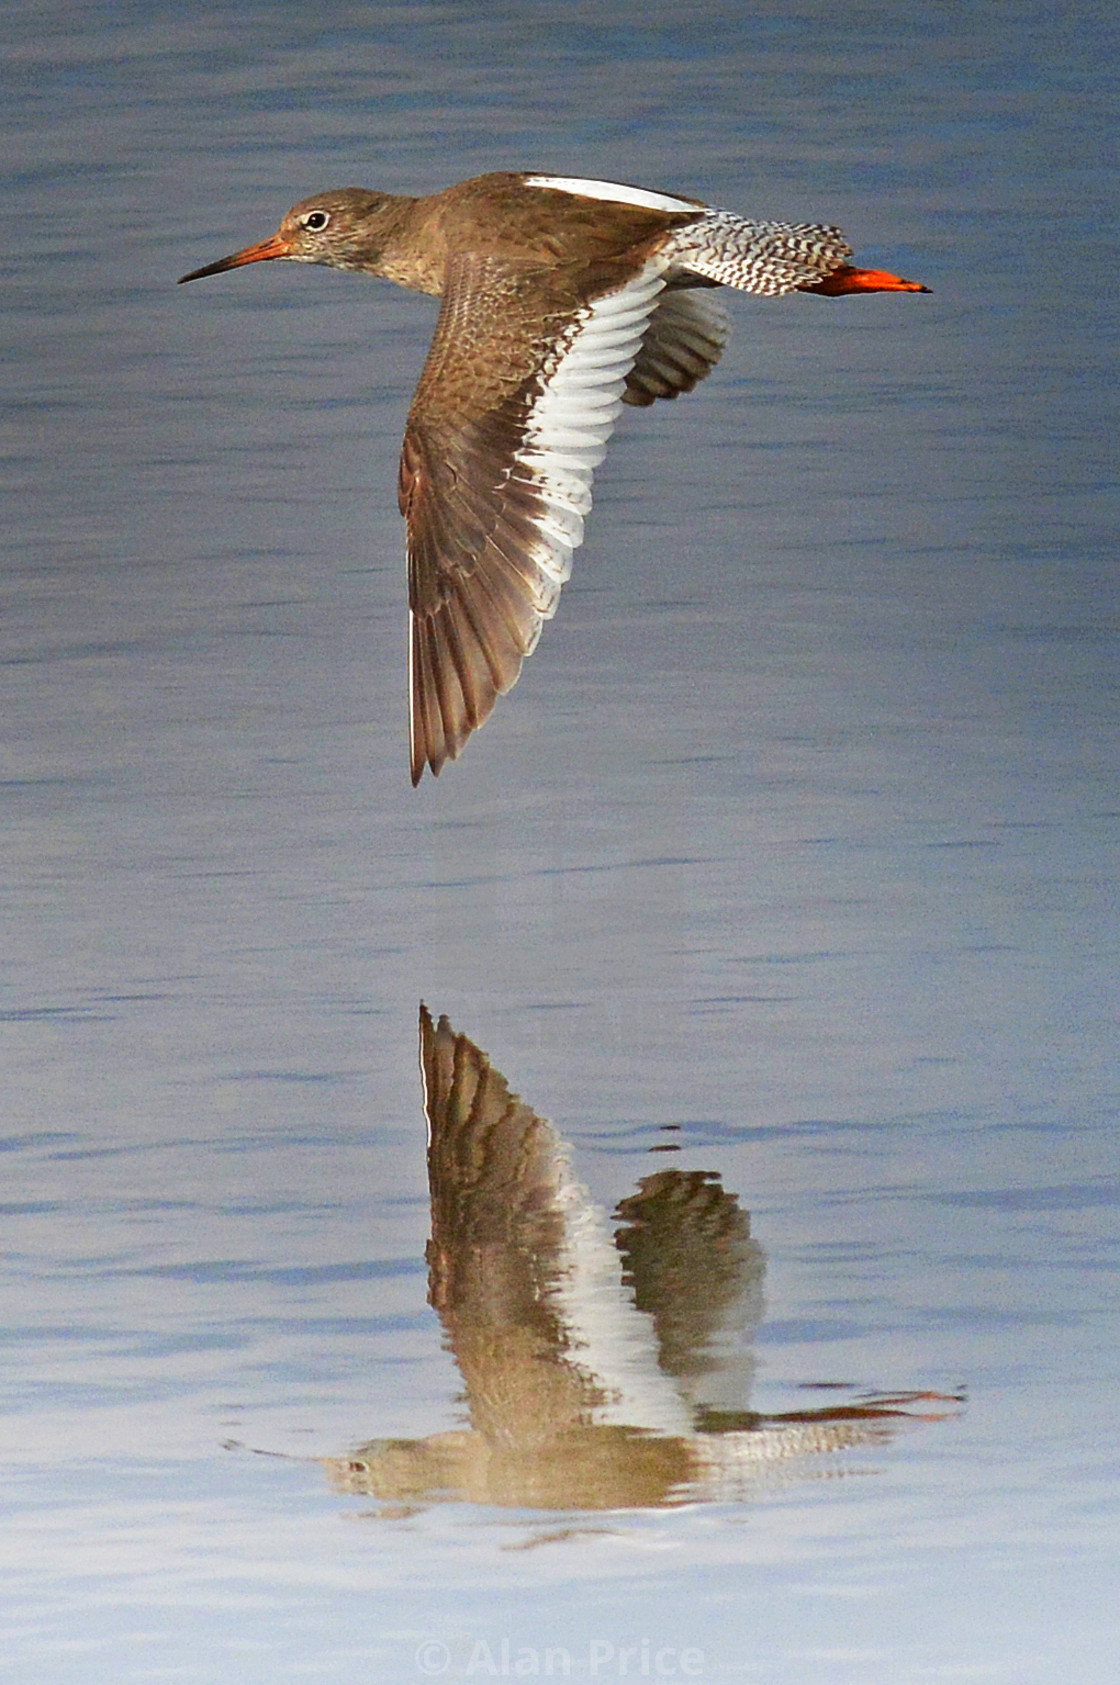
(178, 189, 399, 283)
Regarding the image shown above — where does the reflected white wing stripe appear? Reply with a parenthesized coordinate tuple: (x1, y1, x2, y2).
(550, 1160, 695, 1437)
(510, 256, 668, 599)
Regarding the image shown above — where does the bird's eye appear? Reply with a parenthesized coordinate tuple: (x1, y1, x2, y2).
(301, 210, 330, 232)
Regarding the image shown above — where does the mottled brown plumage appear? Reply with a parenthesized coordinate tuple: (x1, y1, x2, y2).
(180, 172, 928, 783)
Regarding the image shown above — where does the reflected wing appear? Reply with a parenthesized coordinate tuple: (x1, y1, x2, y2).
(417, 1006, 694, 1444)
(401, 249, 668, 782)
(614, 1170, 763, 1378)
(419, 1005, 605, 1442)
(419, 1003, 568, 1279)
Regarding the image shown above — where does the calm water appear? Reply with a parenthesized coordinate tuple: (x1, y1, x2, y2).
(3, 2, 1118, 1680)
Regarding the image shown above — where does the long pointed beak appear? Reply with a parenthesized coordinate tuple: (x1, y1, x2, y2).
(178, 231, 291, 284)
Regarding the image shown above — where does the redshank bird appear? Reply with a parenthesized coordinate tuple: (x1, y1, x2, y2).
(180, 172, 928, 784)
(325, 1006, 960, 1510)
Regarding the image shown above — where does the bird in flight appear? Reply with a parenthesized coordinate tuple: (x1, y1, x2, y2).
(180, 172, 928, 783)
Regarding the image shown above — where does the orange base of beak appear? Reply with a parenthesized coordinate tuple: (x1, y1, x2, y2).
(800, 264, 930, 296)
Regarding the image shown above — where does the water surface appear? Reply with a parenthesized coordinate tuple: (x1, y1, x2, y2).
(2, 3, 1118, 1681)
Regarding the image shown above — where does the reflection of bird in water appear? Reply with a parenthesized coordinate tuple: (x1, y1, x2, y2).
(325, 1009, 958, 1511)
(615, 1168, 763, 1399)
(179, 172, 928, 782)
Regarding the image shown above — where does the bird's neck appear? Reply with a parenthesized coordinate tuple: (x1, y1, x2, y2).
(351, 193, 447, 296)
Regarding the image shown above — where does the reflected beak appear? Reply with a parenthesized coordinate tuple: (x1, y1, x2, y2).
(178, 231, 291, 284)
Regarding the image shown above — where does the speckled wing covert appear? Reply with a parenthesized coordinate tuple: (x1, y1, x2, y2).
(665, 212, 853, 294)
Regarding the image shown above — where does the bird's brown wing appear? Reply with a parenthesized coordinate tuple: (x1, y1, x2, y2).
(622, 282, 731, 407)
(400, 247, 668, 783)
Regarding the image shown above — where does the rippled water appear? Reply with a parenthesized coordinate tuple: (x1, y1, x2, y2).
(3, 2, 1118, 1681)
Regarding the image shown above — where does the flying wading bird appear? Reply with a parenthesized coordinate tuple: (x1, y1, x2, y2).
(180, 172, 929, 784)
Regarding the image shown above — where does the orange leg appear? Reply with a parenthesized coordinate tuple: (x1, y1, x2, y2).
(800, 263, 930, 295)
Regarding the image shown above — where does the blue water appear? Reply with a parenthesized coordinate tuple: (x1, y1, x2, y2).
(2, 2, 1118, 1680)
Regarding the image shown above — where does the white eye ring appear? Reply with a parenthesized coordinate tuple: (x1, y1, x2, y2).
(302, 210, 330, 232)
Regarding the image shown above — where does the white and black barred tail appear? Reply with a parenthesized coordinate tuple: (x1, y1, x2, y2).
(664, 211, 854, 295)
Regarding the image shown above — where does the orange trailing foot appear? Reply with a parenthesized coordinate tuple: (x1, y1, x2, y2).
(801, 263, 930, 295)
